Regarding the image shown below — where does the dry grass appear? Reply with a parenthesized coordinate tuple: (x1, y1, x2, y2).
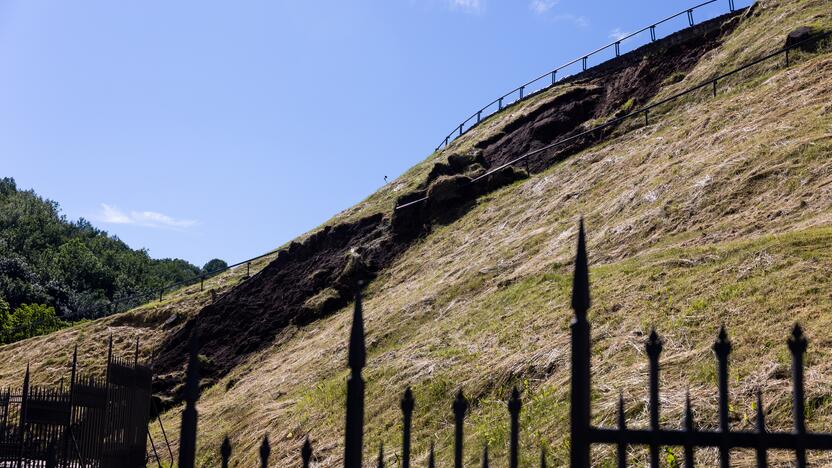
(1, 1, 831, 466)
(148, 8, 832, 466)
(0, 249, 280, 388)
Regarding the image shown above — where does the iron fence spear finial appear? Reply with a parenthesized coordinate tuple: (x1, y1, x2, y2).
(570, 218, 591, 468)
(302, 436, 313, 468)
(481, 445, 489, 468)
(377, 443, 385, 468)
(344, 288, 366, 468)
(259, 435, 270, 468)
(453, 389, 469, 468)
(571, 218, 590, 317)
(683, 390, 694, 468)
(617, 393, 627, 467)
(220, 436, 232, 468)
(428, 442, 436, 468)
(402, 387, 415, 468)
(755, 390, 767, 467)
(788, 323, 808, 467)
(508, 386, 521, 468)
(713, 325, 731, 468)
(646, 329, 663, 468)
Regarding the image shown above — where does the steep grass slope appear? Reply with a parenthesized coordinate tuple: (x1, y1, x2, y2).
(146, 1, 830, 465)
(0, 0, 830, 466)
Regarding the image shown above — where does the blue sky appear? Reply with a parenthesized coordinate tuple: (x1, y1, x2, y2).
(0, 0, 742, 267)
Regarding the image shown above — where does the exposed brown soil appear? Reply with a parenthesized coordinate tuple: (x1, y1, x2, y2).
(152, 9, 745, 405)
(477, 11, 744, 173)
(153, 213, 405, 402)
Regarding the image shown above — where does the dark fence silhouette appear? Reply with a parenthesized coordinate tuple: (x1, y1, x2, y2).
(399, 29, 832, 211)
(173, 219, 832, 467)
(0, 339, 152, 468)
(435, 0, 749, 152)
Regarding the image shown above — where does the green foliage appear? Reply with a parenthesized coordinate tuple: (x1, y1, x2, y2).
(0, 177, 201, 320)
(202, 258, 228, 275)
(0, 303, 67, 344)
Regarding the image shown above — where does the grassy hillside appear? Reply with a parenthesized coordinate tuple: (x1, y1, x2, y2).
(1, 0, 831, 466)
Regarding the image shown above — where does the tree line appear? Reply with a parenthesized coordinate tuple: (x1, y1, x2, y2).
(0, 177, 226, 342)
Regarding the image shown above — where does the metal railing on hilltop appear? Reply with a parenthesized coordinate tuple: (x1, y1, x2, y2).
(108, 248, 280, 316)
(435, 0, 748, 152)
(397, 28, 831, 211)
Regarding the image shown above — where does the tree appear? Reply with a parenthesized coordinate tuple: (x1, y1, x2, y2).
(3, 303, 66, 344)
(202, 259, 228, 275)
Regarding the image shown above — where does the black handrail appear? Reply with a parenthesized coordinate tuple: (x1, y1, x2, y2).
(435, 0, 748, 151)
(399, 29, 829, 210)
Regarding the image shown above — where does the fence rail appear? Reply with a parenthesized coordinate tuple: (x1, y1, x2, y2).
(435, 0, 748, 152)
(398, 28, 831, 211)
(172, 219, 832, 467)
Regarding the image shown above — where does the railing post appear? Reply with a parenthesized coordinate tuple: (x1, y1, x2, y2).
(615, 42, 620, 57)
(481, 445, 488, 468)
(646, 329, 663, 468)
(344, 290, 366, 468)
(729, 0, 735, 12)
(650, 25, 656, 42)
(159, 289, 163, 302)
(220, 436, 232, 468)
(401, 388, 414, 468)
(459, 124, 464, 137)
(788, 324, 807, 468)
(713, 326, 732, 468)
(498, 97, 504, 111)
(453, 390, 468, 468)
(246, 262, 251, 278)
(200, 276, 204, 291)
(508, 387, 521, 468)
(540, 447, 547, 468)
(302, 437, 313, 468)
(569, 219, 591, 468)
(582, 56, 588, 71)
(519, 86, 525, 100)
(551, 70, 557, 85)
(477, 111, 482, 124)
(177, 327, 200, 468)
(687, 9, 694, 27)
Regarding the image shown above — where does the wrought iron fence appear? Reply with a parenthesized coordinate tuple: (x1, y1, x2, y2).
(0, 339, 152, 468)
(172, 218, 832, 467)
(434, 0, 749, 152)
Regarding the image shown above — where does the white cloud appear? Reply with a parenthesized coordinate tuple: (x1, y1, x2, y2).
(449, 0, 481, 13)
(552, 13, 589, 28)
(94, 203, 197, 230)
(609, 27, 630, 41)
(530, 0, 558, 15)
